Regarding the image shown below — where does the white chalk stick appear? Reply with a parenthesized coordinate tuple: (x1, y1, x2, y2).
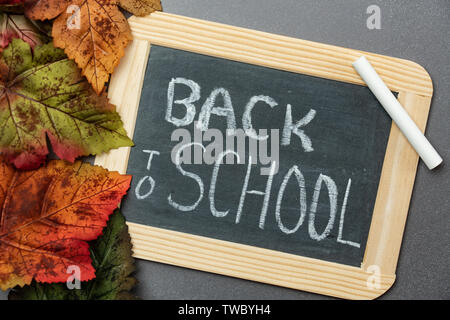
(353, 56, 442, 170)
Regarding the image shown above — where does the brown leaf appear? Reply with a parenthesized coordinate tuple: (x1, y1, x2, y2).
(53, 0, 132, 94)
(25, 0, 132, 94)
(24, 0, 72, 20)
(118, 0, 162, 17)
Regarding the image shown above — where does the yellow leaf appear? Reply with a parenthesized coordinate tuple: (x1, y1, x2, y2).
(26, 0, 133, 94)
(118, 0, 162, 17)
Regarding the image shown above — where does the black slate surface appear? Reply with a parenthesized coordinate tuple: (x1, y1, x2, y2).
(121, 45, 392, 267)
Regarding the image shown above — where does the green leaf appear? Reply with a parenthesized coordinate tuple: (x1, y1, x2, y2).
(9, 210, 138, 300)
(0, 39, 134, 169)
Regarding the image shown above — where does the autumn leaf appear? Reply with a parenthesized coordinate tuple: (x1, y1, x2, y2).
(0, 0, 25, 14)
(0, 2, 25, 15)
(0, 13, 50, 50)
(0, 0, 24, 4)
(9, 210, 137, 300)
(0, 0, 24, 6)
(52, 0, 132, 94)
(25, 0, 132, 94)
(0, 39, 133, 170)
(119, 0, 162, 17)
(0, 157, 132, 291)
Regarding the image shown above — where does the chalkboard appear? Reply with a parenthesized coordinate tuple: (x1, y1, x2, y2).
(96, 13, 433, 299)
(121, 44, 392, 267)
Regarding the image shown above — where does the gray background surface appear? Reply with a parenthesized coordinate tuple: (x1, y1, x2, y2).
(1, 0, 448, 300)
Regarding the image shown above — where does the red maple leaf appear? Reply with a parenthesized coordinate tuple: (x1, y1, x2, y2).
(0, 157, 131, 290)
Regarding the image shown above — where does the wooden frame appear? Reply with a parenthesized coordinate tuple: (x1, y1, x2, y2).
(95, 12, 433, 299)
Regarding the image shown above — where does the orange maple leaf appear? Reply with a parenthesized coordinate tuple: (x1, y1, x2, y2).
(0, 157, 131, 290)
(25, 0, 132, 94)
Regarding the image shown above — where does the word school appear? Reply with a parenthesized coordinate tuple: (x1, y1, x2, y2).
(134, 77, 360, 248)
